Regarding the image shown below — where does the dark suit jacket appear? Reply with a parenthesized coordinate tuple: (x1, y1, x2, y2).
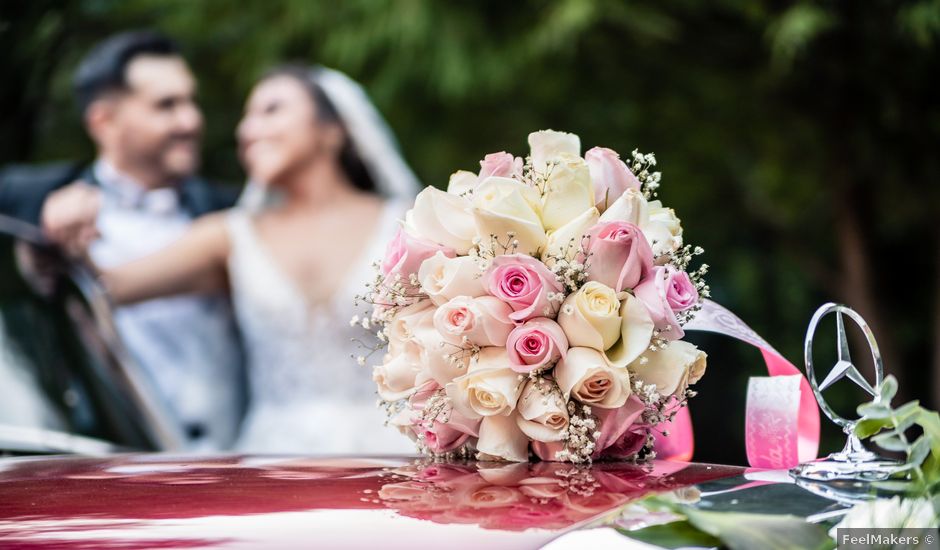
(0, 161, 240, 225)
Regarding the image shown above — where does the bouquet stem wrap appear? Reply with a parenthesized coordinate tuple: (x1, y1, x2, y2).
(654, 299, 820, 469)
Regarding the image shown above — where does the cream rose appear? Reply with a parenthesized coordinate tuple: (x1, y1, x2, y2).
(528, 129, 581, 174)
(471, 176, 546, 256)
(599, 189, 648, 229)
(540, 154, 595, 232)
(418, 252, 486, 306)
(645, 201, 683, 258)
(477, 413, 530, 462)
(515, 378, 569, 442)
(557, 281, 622, 351)
(447, 170, 479, 195)
(554, 347, 632, 409)
(630, 340, 707, 397)
(446, 347, 524, 419)
(433, 295, 514, 347)
(409, 187, 476, 254)
(543, 207, 598, 264)
(604, 292, 656, 369)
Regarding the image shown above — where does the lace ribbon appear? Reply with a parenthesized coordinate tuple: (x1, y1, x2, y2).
(651, 300, 820, 469)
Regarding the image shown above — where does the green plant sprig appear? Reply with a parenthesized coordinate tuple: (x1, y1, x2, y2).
(855, 375, 940, 495)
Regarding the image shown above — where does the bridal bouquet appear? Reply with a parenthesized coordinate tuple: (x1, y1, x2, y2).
(355, 130, 709, 463)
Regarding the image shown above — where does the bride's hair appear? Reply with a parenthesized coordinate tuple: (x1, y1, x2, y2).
(261, 64, 378, 195)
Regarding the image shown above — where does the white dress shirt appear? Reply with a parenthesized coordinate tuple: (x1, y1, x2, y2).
(89, 160, 244, 451)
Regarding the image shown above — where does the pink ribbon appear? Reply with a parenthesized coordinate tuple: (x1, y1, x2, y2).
(652, 300, 820, 469)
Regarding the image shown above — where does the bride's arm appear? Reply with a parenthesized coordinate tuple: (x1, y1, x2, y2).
(96, 213, 231, 305)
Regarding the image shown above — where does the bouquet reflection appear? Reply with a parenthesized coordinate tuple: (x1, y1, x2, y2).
(374, 459, 700, 531)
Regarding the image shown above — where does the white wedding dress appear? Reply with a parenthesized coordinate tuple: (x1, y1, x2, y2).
(225, 201, 415, 454)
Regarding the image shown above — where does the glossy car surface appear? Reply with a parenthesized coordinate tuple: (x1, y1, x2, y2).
(0, 454, 742, 549)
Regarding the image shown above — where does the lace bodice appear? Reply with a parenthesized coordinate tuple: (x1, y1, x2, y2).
(226, 203, 414, 454)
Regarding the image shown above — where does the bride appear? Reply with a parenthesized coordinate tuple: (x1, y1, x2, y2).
(91, 65, 419, 453)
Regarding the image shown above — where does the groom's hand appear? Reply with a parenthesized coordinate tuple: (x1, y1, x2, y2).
(41, 180, 102, 258)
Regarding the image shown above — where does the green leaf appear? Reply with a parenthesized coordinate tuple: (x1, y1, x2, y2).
(682, 508, 834, 550)
(879, 375, 899, 402)
(617, 521, 722, 549)
(917, 410, 940, 457)
(872, 479, 920, 492)
(856, 417, 893, 438)
(893, 402, 923, 433)
(915, 410, 940, 485)
(872, 432, 909, 452)
(858, 402, 893, 419)
(910, 435, 931, 467)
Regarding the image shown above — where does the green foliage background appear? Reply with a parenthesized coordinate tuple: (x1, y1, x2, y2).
(1, 0, 938, 463)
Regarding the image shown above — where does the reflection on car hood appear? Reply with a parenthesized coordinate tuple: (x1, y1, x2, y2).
(0, 453, 741, 549)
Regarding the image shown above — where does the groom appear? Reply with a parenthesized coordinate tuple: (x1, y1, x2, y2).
(0, 30, 245, 451)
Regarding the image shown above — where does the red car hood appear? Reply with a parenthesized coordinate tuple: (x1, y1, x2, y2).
(0, 454, 741, 549)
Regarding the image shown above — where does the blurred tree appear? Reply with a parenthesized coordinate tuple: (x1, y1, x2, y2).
(1, 0, 938, 463)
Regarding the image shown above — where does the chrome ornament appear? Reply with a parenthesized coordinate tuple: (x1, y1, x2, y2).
(789, 303, 903, 484)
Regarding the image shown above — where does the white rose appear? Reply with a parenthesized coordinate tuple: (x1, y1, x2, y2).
(604, 292, 656, 369)
(374, 339, 425, 401)
(630, 340, 706, 397)
(558, 281, 622, 351)
(411, 309, 469, 386)
(599, 188, 649, 226)
(515, 378, 569, 442)
(554, 347, 632, 409)
(387, 300, 435, 356)
(477, 413, 530, 462)
(446, 347, 524, 419)
(472, 176, 546, 256)
(645, 201, 683, 258)
(410, 187, 476, 254)
(540, 154, 595, 232)
(418, 252, 486, 306)
(380, 301, 459, 396)
(447, 170, 479, 195)
(543, 207, 599, 264)
(528, 129, 581, 174)
(433, 295, 514, 347)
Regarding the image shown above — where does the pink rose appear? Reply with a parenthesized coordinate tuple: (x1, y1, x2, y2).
(586, 147, 641, 211)
(664, 268, 698, 311)
(592, 395, 647, 457)
(505, 318, 568, 373)
(382, 227, 455, 288)
(479, 152, 523, 180)
(433, 296, 515, 347)
(484, 254, 564, 322)
(583, 221, 654, 291)
(634, 265, 698, 341)
(531, 396, 647, 461)
(409, 380, 480, 454)
(415, 464, 475, 483)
